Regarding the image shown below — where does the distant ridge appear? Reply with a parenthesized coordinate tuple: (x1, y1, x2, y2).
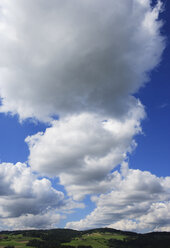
(0, 227, 170, 235)
(0, 227, 170, 248)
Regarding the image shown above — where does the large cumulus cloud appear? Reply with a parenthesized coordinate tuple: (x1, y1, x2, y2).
(0, 0, 164, 121)
(26, 103, 145, 200)
(0, 0, 167, 232)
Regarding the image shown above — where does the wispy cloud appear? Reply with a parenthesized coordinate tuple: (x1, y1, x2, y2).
(158, 103, 169, 109)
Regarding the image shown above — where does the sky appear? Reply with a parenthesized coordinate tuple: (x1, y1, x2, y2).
(0, 0, 169, 233)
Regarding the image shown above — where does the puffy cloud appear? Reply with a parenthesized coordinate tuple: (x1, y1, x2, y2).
(66, 168, 170, 232)
(0, 0, 164, 121)
(0, 162, 84, 229)
(26, 103, 145, 200)
(0, 162, 65, 217)
(0, 0, 167, 232)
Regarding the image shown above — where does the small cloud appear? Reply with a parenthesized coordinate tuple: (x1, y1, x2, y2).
(158, 103, 169, 109)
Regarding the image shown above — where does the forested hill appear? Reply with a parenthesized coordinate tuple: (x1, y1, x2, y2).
(0, 227, 170, 248)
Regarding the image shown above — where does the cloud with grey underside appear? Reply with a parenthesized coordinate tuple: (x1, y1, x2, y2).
(0, 0, 168, 231)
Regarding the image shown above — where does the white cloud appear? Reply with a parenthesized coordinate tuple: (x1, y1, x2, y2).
(26, 103, 145, 200)
(0, 0, 167, 232)
(66, 168, 170, 232)
(0, 0, 164, 121)
(1, 212, 65, 230)
(0, 163, 65, 217)
(0, 162, 83, 229)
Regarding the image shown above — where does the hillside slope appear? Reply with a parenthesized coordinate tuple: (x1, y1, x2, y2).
(0, 228, 170, 248)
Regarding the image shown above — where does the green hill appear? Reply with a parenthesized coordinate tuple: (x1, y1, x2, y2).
(0, 228, 170, 248)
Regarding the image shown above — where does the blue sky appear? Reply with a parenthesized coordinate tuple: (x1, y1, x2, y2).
(0, 0, 169, 232)
(131, 0, 170, 177)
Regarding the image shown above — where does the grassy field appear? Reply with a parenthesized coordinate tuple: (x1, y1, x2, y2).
(0, 234, 35, 248)
(63, 232, 127, 248)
